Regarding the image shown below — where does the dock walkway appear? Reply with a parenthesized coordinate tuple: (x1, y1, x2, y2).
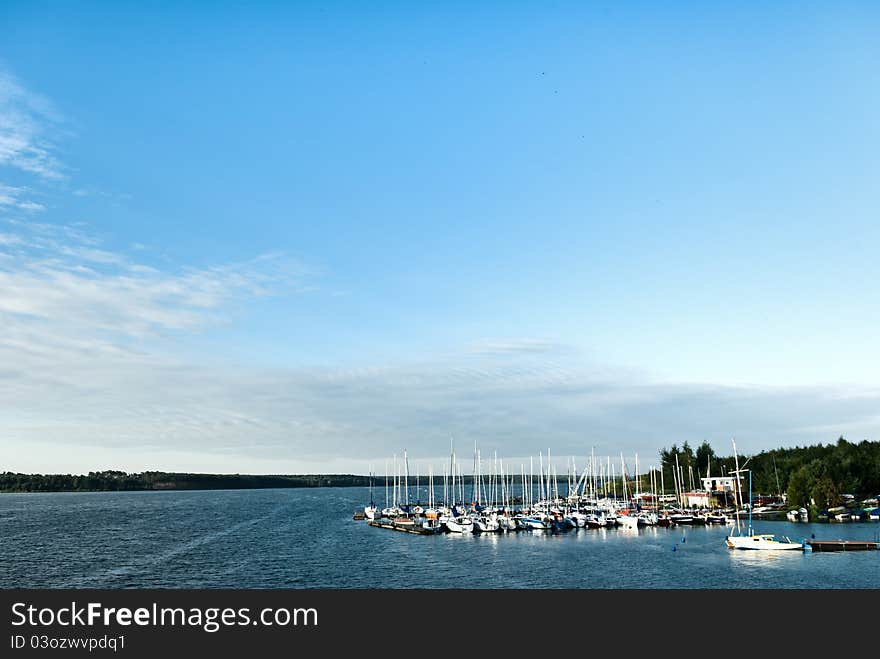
(806, 540, 879, 552)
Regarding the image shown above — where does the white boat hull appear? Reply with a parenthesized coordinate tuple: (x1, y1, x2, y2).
(726, 534, 803, 550)
(617, 515, 640, 529)
(520, 517, 550, 530)
(445, 518, 474, 534)
(474, 518, 500, 533)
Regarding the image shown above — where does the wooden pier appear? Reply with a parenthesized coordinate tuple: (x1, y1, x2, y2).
(806, 540, 879, 552)
(367, 519, 439, 535)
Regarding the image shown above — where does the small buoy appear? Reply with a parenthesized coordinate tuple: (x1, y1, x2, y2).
(672, 545, 677, 552)
(811, 533, 815, 539)
(681, 536, 686, 543)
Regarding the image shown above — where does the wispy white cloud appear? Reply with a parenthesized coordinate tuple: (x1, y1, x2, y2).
(0, 184, 44, 212)
(468, 338, 565, 356)
(0, 220, 305, 339)
(0, 70, 65, 180)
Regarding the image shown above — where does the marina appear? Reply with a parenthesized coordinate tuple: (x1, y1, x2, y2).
(356, 441, 880, 558)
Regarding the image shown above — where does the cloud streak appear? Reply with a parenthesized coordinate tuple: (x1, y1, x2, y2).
(0, 184, 44, 212)
(0, 70, 65, 181)
(0, 220, 303, 339)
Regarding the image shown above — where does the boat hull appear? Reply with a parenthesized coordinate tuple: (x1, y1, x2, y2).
(726, 534, 803, 550)
(444, 518, 474, 534)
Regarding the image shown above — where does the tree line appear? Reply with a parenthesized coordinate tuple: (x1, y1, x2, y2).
(658, 436, 880, 510)
(0, 470, 371, 492)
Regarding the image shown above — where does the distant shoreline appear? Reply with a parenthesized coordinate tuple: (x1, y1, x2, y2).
(0, 471, 373, 493)
(0, 470, 488, 493)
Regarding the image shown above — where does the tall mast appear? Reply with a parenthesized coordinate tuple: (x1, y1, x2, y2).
(539, 452, 545, 504)
(674, 453, 681, 508)
(591, 447, 596, 502)
(404, 449, 409, 508)
(635, 453, 640, 494)
(451, 447, 456, 507)
(748, 469, 753, 534)
(529, 456, 534, 508)
(493, 452, 498, 507)
(471, 441, 477, 506)
(458, 463, 464, 505)
(732, 438, 742, 534)
(553, 464, 559, 503)
(499, 460, 504, 508)
(772, 455, 781, 500)
(680, 464, 685, 503)
(606, 456, 611, 499)
(449, 438, 454, 490)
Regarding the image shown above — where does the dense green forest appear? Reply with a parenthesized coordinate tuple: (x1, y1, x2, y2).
(0, 471, 371, 492)
(658, 437, 880, 509)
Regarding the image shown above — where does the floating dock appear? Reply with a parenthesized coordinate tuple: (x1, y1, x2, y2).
(368, 519, 438, 535)
(807, 540, 879, 552)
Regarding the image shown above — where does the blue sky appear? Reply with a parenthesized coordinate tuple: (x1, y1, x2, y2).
(1, 2, 879, 473)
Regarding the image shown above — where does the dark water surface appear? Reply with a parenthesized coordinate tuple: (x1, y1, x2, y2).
(2, 488, 879, 588)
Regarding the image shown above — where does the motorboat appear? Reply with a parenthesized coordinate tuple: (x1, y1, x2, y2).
(617, 514, 640, 530)
(519, 516, 551, 530)
(444, 516, 474, 534)
(473, 515, 501, 533)
(565, 511, 588, 528)
(786, 507, 809, 522)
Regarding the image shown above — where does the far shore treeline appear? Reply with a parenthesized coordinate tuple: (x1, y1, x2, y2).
(658, 436, 880, 510)
(0, 472, 373, 492)
(3, 437, 879, 501)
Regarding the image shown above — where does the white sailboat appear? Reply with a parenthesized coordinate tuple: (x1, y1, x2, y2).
(363, 466, 379, 520)
(616, 453, 640, 530)
(725, 440, 803, 551)
(443, 444, 473, 534)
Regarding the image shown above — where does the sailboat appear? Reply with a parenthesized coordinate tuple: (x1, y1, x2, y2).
(725, 440, 803, 551)
(443, 444, 473, 534)
(616, 453, 640, 530)
(364, 467, 379, 520)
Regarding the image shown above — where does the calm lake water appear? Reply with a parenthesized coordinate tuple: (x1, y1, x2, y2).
(2, 488, 879, 588)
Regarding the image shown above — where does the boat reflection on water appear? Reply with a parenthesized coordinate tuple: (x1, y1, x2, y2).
(726, 547, 806, 566)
